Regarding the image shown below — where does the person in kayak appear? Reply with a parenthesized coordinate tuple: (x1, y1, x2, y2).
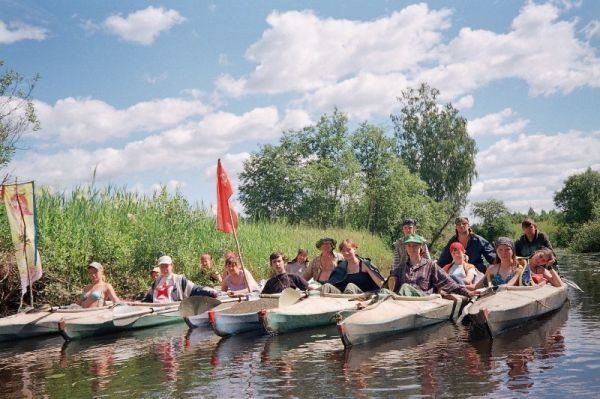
(79, 262, 120, 308)
(220, 255, 260, 295)
(437, 216, 496, 273)
(143, 255, 218, 303)
(440, 242, 482, 286)
(303, 237, 344, 285)
(321, 239, 384, 294)
(391, 218, 431, 272)
(469, 237, 532, 289)
(388, 235, 474, 297)
(515, 218, 555, 259)
(527, 248, 563, 287)
(200, 253, 222, 286)
(262, 252, 309, 294)
(286, 248, 309, 275)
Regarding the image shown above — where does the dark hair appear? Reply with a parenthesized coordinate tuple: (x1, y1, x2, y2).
(289, 248, 308, 264)
(269, 251, 286, 263)
(225, 256, 238, 266)
(521, 218, 536, 228)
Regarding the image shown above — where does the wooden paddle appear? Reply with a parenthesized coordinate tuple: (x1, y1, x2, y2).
(278, 288, 305, 307)
(562, 278, 584, 292)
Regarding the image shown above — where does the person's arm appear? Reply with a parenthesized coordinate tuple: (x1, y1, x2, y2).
(431, 264, 471, 297)
(260, 278, 277, 295)
(480, 237, 497, 264)
(544, 268, 563, 287)
(463, 268, 476, 285)
(436, 241, 453, 267)
(292, 274, 309, 291)
(391, 241, 402, 271)
(303, 258, 317, 281)
(105, 283, 120, 303)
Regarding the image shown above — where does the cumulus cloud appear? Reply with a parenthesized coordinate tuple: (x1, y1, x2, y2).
(229, 5, 451, 95)
(104, 6, 185, 45)
(0, 20, 47, 44)
(9, 107, 306, 188)
(33, 96, 212, 143)
(468, 108, 529, 137)
(469, 130, 600, 211)
(216, 2, 599, 119)
(431, 2, 600, 97)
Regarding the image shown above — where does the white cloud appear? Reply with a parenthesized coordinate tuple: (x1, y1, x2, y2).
(33, 96, 212, 143)
(468, 108, 529, 137)
(469, 130, 600, 211)
(432, 2, 600, 97)
(144, 72, 168, 84)
(230, 5, 451, 95)
(583, 20, 600, 41)
(0, 20, 47, 44)
(216, 2, 599, 120)
(104, 7, 185, 45)
(9, 107, 288, 188)
(454, 95, 474, 110)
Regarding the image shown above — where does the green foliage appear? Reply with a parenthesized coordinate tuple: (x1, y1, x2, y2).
(391, 83, 477, 208)
(239, 109, 445, 245)
(568, 200, 600, 252)
(0, 60, 40, 170)
(554, 167, 600, 225)
(471, 199, 512, 242)
(0, 186, 392, 314)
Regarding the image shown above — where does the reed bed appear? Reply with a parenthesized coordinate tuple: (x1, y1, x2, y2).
(0, 186, 392, 313)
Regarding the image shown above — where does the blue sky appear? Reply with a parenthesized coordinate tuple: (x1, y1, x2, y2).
(1, 0, 599, 214)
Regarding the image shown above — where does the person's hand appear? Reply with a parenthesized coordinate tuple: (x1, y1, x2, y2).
(227, 290, 235, 297)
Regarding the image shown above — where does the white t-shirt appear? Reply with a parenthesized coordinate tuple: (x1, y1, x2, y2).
(153, 275, 176, 303)
(448, 264, 476, 285)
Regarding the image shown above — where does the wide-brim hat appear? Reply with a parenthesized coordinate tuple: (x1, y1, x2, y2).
(316, 237, 336, 249)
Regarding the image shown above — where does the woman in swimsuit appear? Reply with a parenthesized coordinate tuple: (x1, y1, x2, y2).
(470, 237, 530, 289)
(78, 262, 120, 308)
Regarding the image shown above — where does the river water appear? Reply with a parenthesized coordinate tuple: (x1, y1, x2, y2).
(1, 252, 599, 398)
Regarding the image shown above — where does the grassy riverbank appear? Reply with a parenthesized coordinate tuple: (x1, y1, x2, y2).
(0, 186, 392, 314)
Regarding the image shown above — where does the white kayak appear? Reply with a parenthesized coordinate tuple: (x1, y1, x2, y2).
(338, 294, 466, 347)
(209, 297, 280, 337)
(59, 302, 182, 341)
(466, 283, 568, 337)
(0, 305, 113, 342)
(261, 292, 372, 335)
(183, 296, 241, 328)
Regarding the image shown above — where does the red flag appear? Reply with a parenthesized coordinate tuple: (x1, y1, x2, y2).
(216, 159, 238, 233)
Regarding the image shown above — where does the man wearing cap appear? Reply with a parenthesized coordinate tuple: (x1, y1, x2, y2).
(437, 217, 496, 274)
(515, 218, 555, 259)
(391, 218, 431, 272)
(389, 235, 474, 297)
(143, 255, 218, 303)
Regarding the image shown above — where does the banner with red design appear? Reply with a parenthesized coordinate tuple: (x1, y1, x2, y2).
(1, 181, 42, 294)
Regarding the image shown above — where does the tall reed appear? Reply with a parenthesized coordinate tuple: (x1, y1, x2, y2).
(0, 186, 392, 313)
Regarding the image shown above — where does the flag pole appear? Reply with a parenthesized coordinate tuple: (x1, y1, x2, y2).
(227, 206, 251, 293)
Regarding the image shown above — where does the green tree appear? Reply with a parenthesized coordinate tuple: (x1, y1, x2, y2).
(471, 199, 512, 243)
(391, 83, 477, 245)
(554, 167, 600, 225)
(0, 60, 40, 170)
(238, 144, 304, 221)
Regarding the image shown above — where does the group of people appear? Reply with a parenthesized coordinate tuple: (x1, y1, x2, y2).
(75, 215, 562, 309)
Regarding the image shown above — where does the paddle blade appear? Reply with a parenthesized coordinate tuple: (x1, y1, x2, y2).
(278, 288, 302, 307)
(179, 296, 221, 317)
(563, 278, 584, 292)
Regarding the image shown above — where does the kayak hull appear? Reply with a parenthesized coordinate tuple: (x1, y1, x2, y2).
(59, 303, 182, 341)
(209, 297, 279, 337)
(263, 294, 367, 334)
(467, 284, 568, 337)
(0, 306, 112, 342)
(338, 294, 461, 347)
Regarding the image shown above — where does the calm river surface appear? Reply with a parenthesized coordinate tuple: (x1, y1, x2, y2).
(1, 252, 599, 398)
